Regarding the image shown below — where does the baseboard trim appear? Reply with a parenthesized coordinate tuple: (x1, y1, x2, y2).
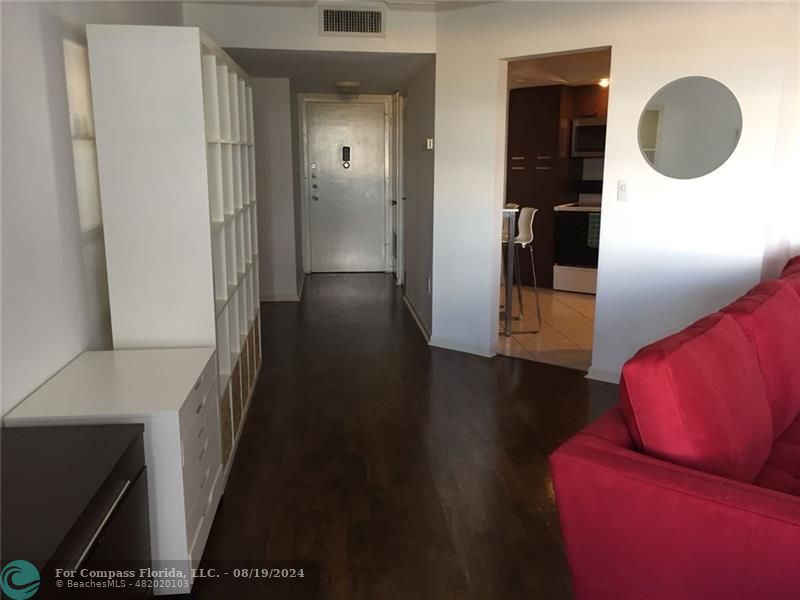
(260, 292, 301, 302)
(429, 336, 494, 358)
(586, 366, 619, 384)
(403, 295, 430, 342)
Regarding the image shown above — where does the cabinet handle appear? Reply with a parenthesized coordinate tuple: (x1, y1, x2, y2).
(72, 479, 132, 571)
(511, 166, 525, 171)
(535, 166, 552, 170)
(511, 156, 525, 160)
(195, 396, 205, 414)
(537, 155, 552, 160)
(198, 439, 208, 462)
(194, 374, 204, 391)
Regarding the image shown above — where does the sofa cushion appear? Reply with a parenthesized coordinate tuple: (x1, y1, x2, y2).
(782, 257, 800, 297)
(781, 256, 800, 278)
(620, 312, 772, 483)
(754, 417, 800, 496)
(722, 280, 800, 437)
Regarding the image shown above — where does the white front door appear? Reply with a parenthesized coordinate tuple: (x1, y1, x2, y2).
(306, 101, 386, 272)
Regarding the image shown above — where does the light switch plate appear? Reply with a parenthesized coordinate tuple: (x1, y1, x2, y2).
(617, 180, 629, 202)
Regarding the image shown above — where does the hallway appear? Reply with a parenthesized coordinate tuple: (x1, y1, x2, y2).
(196, 274, 617, 599)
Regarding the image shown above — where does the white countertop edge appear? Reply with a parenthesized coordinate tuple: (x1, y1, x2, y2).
(3, 411, 177, 427)
(554, 203, 602, 213)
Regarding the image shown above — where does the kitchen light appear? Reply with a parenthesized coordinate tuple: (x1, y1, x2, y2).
(598, 78, 610, 88)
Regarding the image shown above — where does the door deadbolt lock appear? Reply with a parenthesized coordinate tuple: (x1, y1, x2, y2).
(312, 195, 319, 201)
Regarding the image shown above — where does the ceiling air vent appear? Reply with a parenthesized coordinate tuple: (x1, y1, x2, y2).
(320, 5, 385, 37)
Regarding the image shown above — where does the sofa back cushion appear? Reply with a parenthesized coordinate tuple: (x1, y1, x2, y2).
(620, 312, 772, 483)
(781, 256, 800, 278)
(722, 280, 800, 437)
(782, 257, 800, 297)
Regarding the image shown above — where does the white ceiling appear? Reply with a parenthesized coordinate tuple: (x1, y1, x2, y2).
(187, 1, 495, 11)
(508, 48, 611, 89)
(225, 48, 434, 93)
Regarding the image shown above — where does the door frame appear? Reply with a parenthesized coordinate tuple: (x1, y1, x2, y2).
(298, 94, 396, 274)
(394, 92, 405, 287)
(494, 46, 614, 376)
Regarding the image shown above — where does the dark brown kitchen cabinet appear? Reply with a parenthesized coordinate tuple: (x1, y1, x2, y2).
(506, 85, 574, 288)
(572, 84, 609, 118)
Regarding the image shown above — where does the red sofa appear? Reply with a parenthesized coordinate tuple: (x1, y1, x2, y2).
(550, 257, 800, 599)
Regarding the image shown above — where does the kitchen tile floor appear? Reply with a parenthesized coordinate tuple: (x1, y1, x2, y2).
(498, 287, 595, 371)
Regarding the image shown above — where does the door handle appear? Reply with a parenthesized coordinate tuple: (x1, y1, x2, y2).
(391, 201, 398, 206)
(312, 196, 319, 201)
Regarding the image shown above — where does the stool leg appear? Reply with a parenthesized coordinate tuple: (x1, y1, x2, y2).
(500, 244, 506, 309)
(514, 244, 524, 319)
(529, 245, 541, 332)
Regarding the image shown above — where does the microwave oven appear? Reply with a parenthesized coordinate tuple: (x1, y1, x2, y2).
(571, 117, 606, 158)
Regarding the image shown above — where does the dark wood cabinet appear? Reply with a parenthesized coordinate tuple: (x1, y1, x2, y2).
(572, 84, 608, 118)
(2, 424, 150, 599)
(505, 84, 607, 287)
(506, 86, 573, 288)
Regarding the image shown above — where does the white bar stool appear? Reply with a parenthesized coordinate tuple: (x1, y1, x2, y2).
(501, 206, 542, 334)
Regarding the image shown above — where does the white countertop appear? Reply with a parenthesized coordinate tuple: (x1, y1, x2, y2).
(554, 202, 602, 213)
(4, 347, 215, 425)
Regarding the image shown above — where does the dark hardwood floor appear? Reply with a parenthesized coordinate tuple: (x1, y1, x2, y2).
(194, 274, 617, 600)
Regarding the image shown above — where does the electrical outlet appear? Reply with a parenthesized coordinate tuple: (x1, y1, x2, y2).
(617, 179, 629, 202)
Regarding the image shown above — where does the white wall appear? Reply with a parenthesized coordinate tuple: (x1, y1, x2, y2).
(1, 1, 181, 415)
(289, 79, 306, 296)
(402, 57, 436, 335)
(252, 78, 302, 301)
(182, 1, 436, 54)
(430, 2, 799, 378)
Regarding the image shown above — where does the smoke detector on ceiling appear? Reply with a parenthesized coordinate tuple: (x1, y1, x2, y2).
(320, 4, 386, 37)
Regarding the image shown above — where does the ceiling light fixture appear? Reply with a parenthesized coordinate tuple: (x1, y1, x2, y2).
(335, 81, 361, 95)
(598, 78, 610, 88)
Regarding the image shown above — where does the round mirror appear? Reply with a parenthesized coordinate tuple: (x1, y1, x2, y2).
(638, 76, 742, 179)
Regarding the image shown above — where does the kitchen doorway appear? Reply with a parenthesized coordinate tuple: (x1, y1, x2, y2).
(498, 47, 611, 372)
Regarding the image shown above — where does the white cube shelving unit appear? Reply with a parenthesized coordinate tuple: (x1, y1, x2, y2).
(87, 24, 261, 591)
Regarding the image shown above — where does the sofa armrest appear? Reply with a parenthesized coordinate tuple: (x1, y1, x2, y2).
(550, 433, 800, 600)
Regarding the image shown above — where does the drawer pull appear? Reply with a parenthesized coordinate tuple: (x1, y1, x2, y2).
(195, 397, 205, 414)
(511, 156, 525, 160)
(198, 439, 208, 462)
(73, 479, 132, 571)
(194, 374, 204, 391)
(537, 155, 552, 160)
(198, 425, 205, 439)
(535, 166, 552, 170)
(200, 467, 210, 491)
(511, 166, 525, 171)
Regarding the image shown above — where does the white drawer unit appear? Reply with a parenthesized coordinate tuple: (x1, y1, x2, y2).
(4, 348, 222, 594)
(86, 24, 262, 492)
